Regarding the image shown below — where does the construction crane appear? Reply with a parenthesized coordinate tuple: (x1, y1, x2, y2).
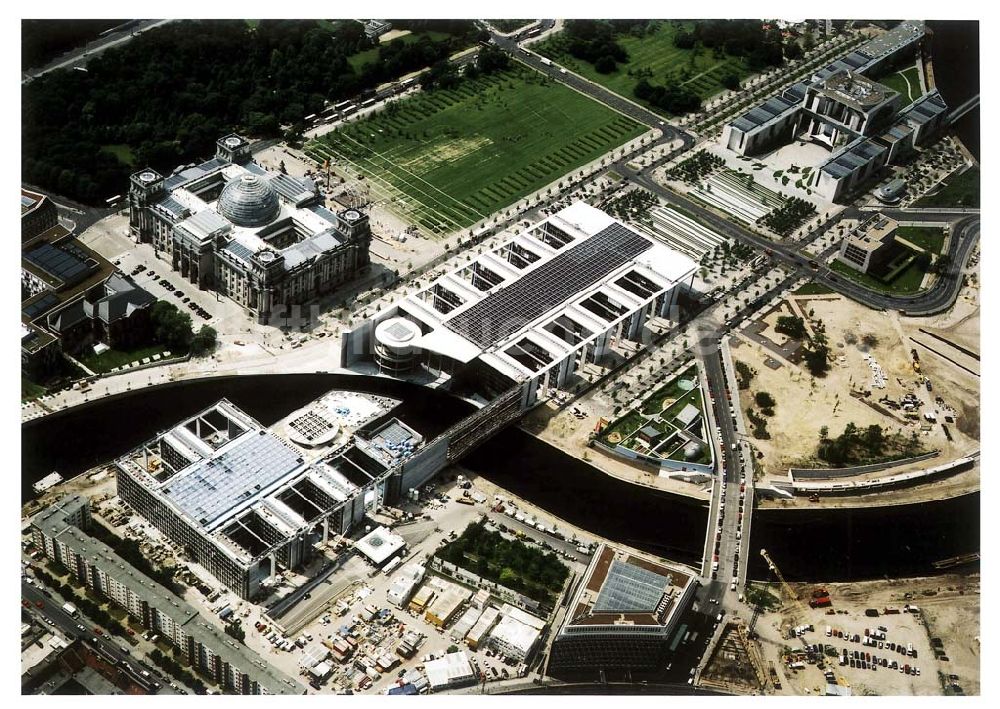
(760, 548, 810, 631)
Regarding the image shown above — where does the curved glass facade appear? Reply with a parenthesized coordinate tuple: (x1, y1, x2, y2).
(217, 174, 280, 227)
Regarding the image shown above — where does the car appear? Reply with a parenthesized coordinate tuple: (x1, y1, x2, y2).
(147, 269, 155, 276)
(77, 624, 86, 632)
(34, 600, 43, 608)
(94, 628, 103, 635)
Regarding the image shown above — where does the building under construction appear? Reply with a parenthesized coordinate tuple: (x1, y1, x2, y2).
(115, 391, 424, 599)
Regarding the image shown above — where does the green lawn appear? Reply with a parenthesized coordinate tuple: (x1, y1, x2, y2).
(307, 66, 644, 234)
(915, 166, 980, 209)
(347, 30, 451, 72)
(79, 344, 173, 374)
(896, 225, 945, 254)
(640, 365, 698, 415)
(877, 65, 923, 103)
(22, 376, 46, 402)
(100, 144, 136, 166)
(830, 251, 928, 295)
(535, 21, 749, 116)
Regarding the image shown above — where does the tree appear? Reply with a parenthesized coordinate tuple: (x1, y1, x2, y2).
(594, 55, 617, 74)
(150, 301, 194, 352)
(819, 425, 829, 440)
(775, 315, 806, 339)
(190, 326, 217, 357)
(754, 391, 776, 409)
(721, 71, 741, 91)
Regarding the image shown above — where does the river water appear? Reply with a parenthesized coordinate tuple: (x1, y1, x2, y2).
(21, 374, 978, 581)
(927, 20, 980, 159)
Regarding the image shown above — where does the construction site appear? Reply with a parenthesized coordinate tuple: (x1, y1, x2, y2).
(727, 289, 979, 507)
(694, 546, 979, 696)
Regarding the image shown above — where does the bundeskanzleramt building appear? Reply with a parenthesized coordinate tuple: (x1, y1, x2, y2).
(722, 22, 950, 202)
(128, 134, 371, 322)
(549, 543, 695, 672)
(30, 496, 304, 694)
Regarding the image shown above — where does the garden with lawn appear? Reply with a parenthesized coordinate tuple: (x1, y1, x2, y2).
(896, 225, 946, 255)
(875, 65, 923, 103)
(831, 243, 932, 295)
(307, 65, 644, 234)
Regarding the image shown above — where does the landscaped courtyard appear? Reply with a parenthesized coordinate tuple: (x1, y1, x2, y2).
(599, 363, 713, 466)
(306, 65, 645, 234)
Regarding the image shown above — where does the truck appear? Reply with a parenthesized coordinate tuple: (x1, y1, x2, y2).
(62, 602, 79, 617)
(539, 57, 552, 66)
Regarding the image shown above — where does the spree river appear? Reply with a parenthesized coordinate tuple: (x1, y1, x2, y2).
(22, 374, 978, 581)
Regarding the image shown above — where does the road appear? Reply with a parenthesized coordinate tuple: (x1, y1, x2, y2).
(625, 168, 980, 316)
(21, 579, 180, 695)
(23, 20, 173, 82)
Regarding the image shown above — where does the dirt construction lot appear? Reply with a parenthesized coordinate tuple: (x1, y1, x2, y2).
(734, 294, 979, 479)
(752, 574, 979, 696)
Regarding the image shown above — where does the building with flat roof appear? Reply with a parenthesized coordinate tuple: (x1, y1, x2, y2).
(128, 134, 371, 323)
(486, 614, 542, 662)
(549, 543, 696, 672)
(21, 188, 58, 242)
(30, 496, 304, 694)
(423, 651, 476, 692)
(837, 213, 899, 272)
(355, 526, 405, 567)
(21, 191, 154, 378)
(722, 22, 947, 202)
(342, 202, 697, 409)
(116, 393, 421, 599)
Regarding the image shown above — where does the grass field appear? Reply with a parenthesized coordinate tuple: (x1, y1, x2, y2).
(877, 65, 923, 103)
(307, 66, 645, 234)
(915, 166, 980, 209)
(896, 225, 945, 254)
(79, 344, 173, 374)
(831, 250, 927, 295)
(100, 144, 136, 166)
(535, 21, 749, 115)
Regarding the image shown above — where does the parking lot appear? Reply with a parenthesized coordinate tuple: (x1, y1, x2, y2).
(754, 577, 978, 696)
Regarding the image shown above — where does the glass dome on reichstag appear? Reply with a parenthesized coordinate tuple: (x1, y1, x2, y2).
(217, 174, 280, 227)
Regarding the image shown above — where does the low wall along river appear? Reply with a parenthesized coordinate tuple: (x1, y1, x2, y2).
(22, 374, 977, 582)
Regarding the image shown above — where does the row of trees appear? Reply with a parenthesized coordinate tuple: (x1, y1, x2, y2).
(86, 519, 178, 591)
(816, 422, 923, 466)
(148, 648, 207, 694)
(23, 20, 479, 204)
(420, 44, 511, 91)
